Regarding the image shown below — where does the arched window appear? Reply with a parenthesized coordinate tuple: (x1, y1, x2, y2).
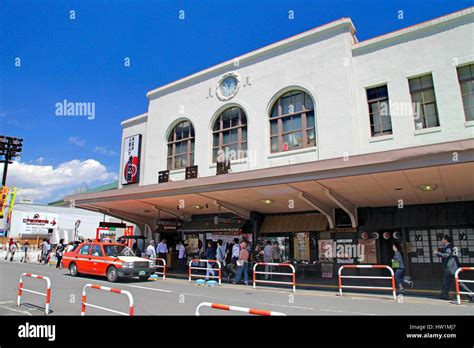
(212, 106, 247, 162)
(269, 90, 315, 153)
(167, 120, 195, 170)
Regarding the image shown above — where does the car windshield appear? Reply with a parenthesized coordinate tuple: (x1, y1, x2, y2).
(103, 245, 135, 257)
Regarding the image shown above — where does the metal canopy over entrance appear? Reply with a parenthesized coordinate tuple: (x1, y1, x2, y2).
(64, 140, 474, 232)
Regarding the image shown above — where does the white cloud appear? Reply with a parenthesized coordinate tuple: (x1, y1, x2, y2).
(35, 157, 44, 164)
(68, 136, 86, 147)
(6, 159, 117, 202)
(94, 146, 119, 157)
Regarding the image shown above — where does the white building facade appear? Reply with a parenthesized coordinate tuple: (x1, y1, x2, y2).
(120, 9, 473, 185)
(69, 9, 474, 281)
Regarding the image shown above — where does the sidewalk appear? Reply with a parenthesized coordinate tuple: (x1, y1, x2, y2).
(164, 268, 473, 299)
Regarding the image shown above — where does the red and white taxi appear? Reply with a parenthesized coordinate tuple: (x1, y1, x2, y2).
(62, 242, 154, 282)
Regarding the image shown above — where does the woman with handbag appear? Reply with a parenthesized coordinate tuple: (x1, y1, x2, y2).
(392, 243, 414, 292)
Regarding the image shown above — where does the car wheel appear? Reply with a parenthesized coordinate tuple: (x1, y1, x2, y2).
(69, 263, 78, 277)
(139, 275, 149, 281)
(107, 266, 118, 282)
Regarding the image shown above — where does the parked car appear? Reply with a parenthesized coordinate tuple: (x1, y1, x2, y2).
(62, 242, 154, 282)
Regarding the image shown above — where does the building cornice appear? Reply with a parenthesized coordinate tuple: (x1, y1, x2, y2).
(353, 6, 473, 50)
(146, 18, 356, 100)
(121, 113, 148, 128)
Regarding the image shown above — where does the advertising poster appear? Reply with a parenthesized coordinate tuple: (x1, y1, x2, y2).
(122, 134, 141, 185)
(293, 232, 310, 261)
(358, 239, 377, 264)
(318, 239, 334, 262)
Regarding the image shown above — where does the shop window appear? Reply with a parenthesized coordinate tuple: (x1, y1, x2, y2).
(408, 229, 431, 263)
(457, 64, 474, 121)
(451, 228, 474, 264)
(167, 121, 195, 170)
(410, 228, 474, 264)
(269, 90, 316, 153)
(212, 107, 247, 162)
(408, 74, 440, 129)
(366, 85, 392, 136)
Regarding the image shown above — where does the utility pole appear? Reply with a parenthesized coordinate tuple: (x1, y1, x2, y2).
(0, 136, 23, 186)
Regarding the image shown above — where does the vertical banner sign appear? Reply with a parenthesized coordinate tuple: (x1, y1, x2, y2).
(0, 186, 10, 219)
(122, 135, 141, 185)
(7, 187, 17, 223)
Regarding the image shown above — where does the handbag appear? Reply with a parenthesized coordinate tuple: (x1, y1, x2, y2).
(391, 259, 400, 269)
(236, 259, 244, 267)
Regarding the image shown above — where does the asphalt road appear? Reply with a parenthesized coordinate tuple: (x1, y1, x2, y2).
(0, 258, 473, 316)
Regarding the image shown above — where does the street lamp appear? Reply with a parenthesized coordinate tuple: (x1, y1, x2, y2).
(0, 135, 23, 186)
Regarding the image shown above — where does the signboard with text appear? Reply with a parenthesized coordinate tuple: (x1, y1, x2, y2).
(122, 134, 141, 185)
(20, 212, 59, 235)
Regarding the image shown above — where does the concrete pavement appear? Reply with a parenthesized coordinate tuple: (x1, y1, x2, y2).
(1, 258, 473, 316)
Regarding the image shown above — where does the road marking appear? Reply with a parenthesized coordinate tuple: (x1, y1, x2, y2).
(124, 284, 172, 293)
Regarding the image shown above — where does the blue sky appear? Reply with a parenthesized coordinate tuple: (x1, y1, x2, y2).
(0, 0, 471, 203)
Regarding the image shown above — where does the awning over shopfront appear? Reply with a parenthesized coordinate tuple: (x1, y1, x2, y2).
(178, 218, 246, 233)
(64, 139, 474, 236)
(259, 214, 328, 233)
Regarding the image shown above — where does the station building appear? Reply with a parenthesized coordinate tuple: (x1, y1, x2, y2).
(66, 8, 474, 281)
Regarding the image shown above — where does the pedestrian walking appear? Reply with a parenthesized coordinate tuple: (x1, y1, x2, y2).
(4, 238, 18, 262)
(178, 240, 187, 273)
(156, 239, 168, 260)
(205, 240, 217, 279)
(435, 235, 460, 300)
(21, 241, 30, 263)
(54, 239, 65, 269)
(146, 240, 157, 265)
(232, 241, 249, 285)
(263, 240, 273, 279)
(391, 243, 414, 292)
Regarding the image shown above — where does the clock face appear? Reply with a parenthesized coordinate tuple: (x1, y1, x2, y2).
(220, 76, 238, 97)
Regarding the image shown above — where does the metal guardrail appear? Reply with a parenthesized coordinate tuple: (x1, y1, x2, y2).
(455, 267, 474, 305)
(195, 302, 286, 316)
(338, 265, 396, 300)
(188, 259, 222, 285)
(81, 283, 134, 316)
(17, 273, 52, 314)
(253, 262, 296, 292)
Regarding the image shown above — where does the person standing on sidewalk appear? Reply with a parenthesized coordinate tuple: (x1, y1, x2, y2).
(21, 241, 30, 263)
(232, 241, 249, 285)
(215, 239, 228, 280)
(146, 240, 157, 265)
(42, 239, 51, 264)
(156, 239, 168, 260)
(177, 240, 187, 273)
(263, 240, 273, 280)
(231, 238, 240, 264)
(205, 240, 217, 279)
(435, 235, 460, 300)
(391, 243, 414, 292)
